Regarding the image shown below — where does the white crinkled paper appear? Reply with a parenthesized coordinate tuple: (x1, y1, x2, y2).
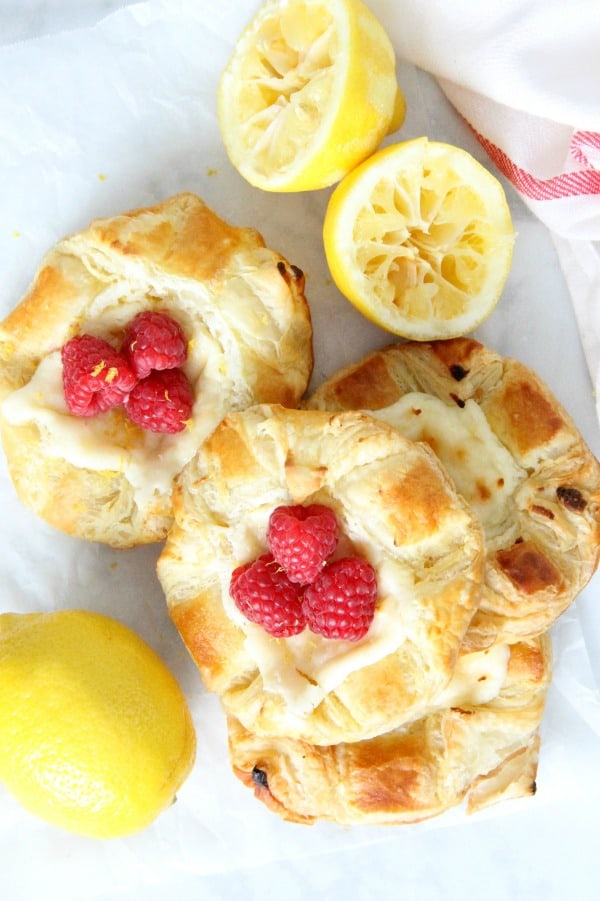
(0, 1, 599, 895)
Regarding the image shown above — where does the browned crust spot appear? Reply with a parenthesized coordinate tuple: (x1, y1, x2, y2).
(529, 504, 555, 520)
(496, 379, 565, 455)
(556, 486, 587, 512)
(1, 264, 79, 345)
(329, 355, 401, 410)
(232, 764, 316, 824)
(430, 337, 481, 374)
(496, 540, 563, 595)
(92, 194, 256, 281)
(350, 733, 432, 814)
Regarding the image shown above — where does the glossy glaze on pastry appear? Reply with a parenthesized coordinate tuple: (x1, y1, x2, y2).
(228, 634, 552, 825)
(306, 338, 600, 647)
(158, 403, 485, 745)
(0, 194, 313, 546)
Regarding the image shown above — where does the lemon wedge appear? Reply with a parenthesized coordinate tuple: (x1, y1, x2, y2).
(218, 0, 403, 192)
(323, 137, 515, 340)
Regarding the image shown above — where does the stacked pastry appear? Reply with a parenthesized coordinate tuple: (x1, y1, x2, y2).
(158, 338, 600, 825)
(1, 193, 598, 827)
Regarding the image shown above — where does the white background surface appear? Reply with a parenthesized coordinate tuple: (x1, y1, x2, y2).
(1, 2, 599, 899)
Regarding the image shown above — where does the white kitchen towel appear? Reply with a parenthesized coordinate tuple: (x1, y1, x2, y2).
(371, 0, 600, 421)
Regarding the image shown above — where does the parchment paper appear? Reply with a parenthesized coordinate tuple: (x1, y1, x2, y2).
(1, 1, 599, 896)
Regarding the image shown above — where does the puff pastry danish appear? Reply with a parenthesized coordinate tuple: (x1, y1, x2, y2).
(228, 634, 552, 825)
(306, 339, 600, 648)
(158, 403, 485, 745)
(0, 193, 313, 547)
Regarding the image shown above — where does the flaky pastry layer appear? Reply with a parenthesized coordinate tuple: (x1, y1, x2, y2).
(228, 634, 552, 825)
(306, 339, 600, 647)
(0, 193, 313, 546)
(158, 403, 485, 745)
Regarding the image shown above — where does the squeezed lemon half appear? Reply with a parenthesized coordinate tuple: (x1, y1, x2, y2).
(323, 137, 515, 340)
(218, 0, 404, 191)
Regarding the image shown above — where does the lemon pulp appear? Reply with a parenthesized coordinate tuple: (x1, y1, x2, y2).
(323, 137, 515, 339)
(218, 0, 403, 191)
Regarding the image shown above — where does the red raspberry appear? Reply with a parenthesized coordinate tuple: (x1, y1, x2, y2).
(230, 553, 306, 638)
(61, 334, 137, 417)
(302, 557, 377, 641)
(267, 504, 339, 584)
(124, 368, 193, 433)
(122, 311, 188, 379)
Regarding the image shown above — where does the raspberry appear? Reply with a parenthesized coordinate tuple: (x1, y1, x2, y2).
(267, 504, 339, 583)
(302, 557, 377, 641)
(230, 553, 306, 638)
(124, 368, 193, 433)
(122, 311, 188, 379)
(61, 334, 137, 417)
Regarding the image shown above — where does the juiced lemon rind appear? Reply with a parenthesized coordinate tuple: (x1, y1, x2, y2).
(218, 0, 401, 192)
(323, 137, 515, 339)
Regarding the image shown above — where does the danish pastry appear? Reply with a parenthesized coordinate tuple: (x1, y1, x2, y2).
(228, 634, 552, 825)
(0, 193, 313, 547)
(158, 403, 485, 745)
(306, 339, 600, 648)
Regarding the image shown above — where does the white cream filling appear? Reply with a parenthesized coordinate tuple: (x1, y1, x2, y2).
(223, 558, 509, 717)
(0, 279, 252, 508)
(219, 394, 522, 716)
(2, 345, 231, 508)
(373, 393, 526, 544)
(222, 553, 424, 716)
(434, 641, 510, 709)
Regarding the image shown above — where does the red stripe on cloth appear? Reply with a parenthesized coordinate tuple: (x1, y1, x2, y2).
(469, 127, 600, 201)
(570, 131, 600, 168)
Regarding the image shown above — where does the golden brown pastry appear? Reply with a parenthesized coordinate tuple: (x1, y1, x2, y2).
(305, 339, 600, 648)
(0, 193, 313, 547)
(158, 403, 485, 745)
(228, 634, 552, 825)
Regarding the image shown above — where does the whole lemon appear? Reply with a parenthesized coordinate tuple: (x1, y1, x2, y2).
(0, 609, 196, 839)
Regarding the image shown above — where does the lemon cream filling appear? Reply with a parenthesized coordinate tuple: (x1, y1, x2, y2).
(222, 552, 433, 717)
(214, 393, 520, 718)
(434, 641, 510, 709)
(2, 348, 227, 508)
(222, 555, 509, 718)
(1, 243, 301, 508)
(374, 393, 526, 547)
(0, 282, 252, 508)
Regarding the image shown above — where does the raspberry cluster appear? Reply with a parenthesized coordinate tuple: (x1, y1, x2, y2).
(230, 504, 378, 641)
(61, 311, 192, 434)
